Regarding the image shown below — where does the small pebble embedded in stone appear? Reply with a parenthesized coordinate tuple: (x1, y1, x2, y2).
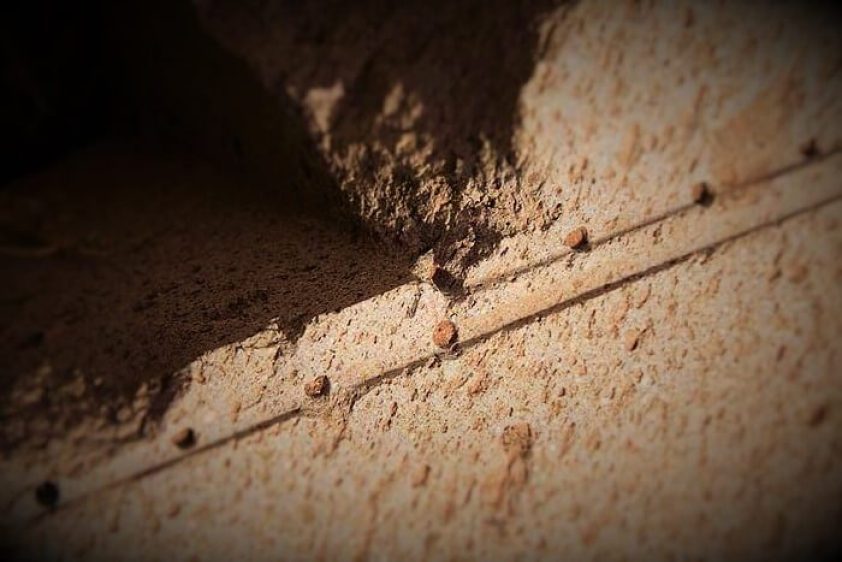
(800, 138, 820, 159)
(35, 480, 60, 508)
(433, 320, 458, 349)
(171, 427, 196, 449)
(691, 181, 713, 205)
(304, 375, 329, 398)
(564, 226, 588, 249)
(624, 330, 641, 352)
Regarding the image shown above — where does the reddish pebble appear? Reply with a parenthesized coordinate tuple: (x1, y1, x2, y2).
(433, 320, 458, 348)
(691, 181, 713, 205)
(171, 427, 196, 449)
(564, 226, 588, 249)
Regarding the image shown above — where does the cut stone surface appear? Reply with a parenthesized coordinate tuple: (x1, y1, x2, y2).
(1, 1, 841, 560)
(13, 200, 842, 561)
(195, 0, 842, 277)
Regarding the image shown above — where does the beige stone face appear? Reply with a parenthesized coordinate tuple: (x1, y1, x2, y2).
(2, 1, 841, 561)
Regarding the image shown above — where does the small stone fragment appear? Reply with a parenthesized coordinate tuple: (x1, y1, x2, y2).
(624, 330, 641, 351)
(411, 252, 436, 281)
(35, 480, 60, 508)
(171, 427, 196, 449)
(433, 320, 458, 348)
(691, 181, 713, 205)
(304, 375, 329, 398)
(800, 138, 820, 159)
(564, 226, 588, 249)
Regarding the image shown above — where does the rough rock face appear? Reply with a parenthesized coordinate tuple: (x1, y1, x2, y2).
(194, 0, 842, 281)
(3, 1, 842, 559)
(195, 0, 567, 276)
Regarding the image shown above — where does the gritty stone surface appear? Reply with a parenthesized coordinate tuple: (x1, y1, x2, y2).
(410, 464, 430, 488)
(0, 143, 410, 459)
(303, 375, 329, 398)
(194, 0, 842, 280)
(13, 202, 842, 561)
(196, 0, 564, 277)
(501, 422, 533, 458)
(2, 142, 840, 562)
(1, 1, 841, 560)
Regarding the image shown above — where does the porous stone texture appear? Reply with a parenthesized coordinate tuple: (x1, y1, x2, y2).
(0, 143, 410, 457)
(195, 0, 842, 277)
(196, 0, 564, 275)
(2, 1, 842, 560)
(13, 200, 842, 561)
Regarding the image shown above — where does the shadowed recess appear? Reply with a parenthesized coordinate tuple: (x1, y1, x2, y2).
(200, 0, 568, 272)
(0, 0, 561, 452)
(0, 0, 414, 453)
(0, 144, 412, 452)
